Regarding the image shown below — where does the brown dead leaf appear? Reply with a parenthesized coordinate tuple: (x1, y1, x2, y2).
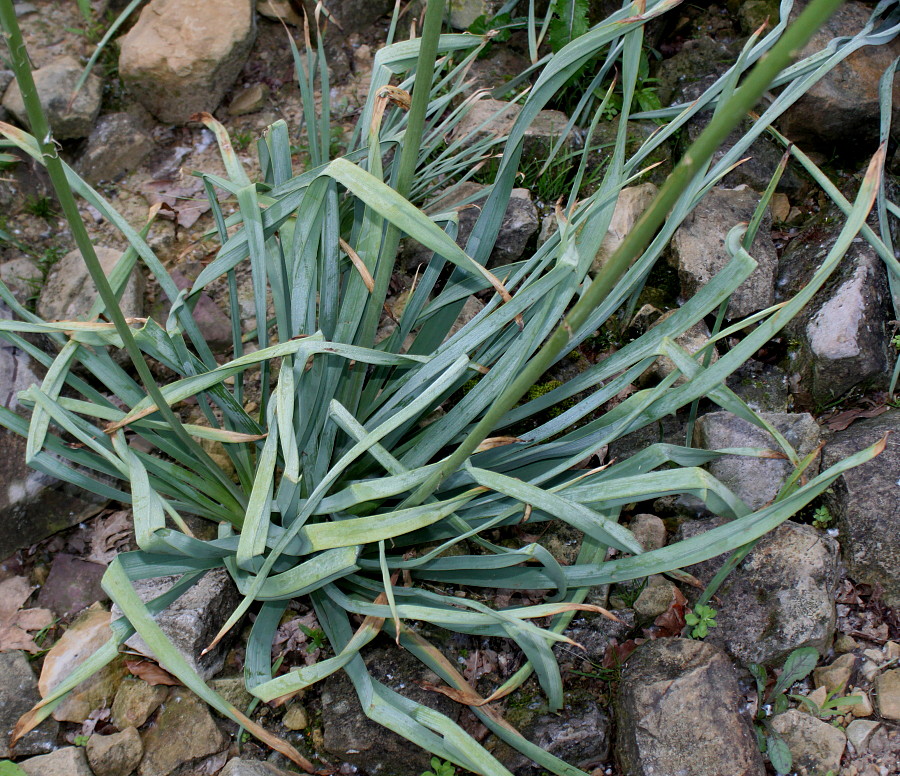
(0, 576, 54, 654)
(87, 510, 133, 566)
(825, 403, 888, 432)
(141, 177, 211, 228)
(125, 659, 181, 686)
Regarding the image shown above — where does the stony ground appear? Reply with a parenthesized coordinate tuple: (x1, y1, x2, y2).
(1, 1, 899, 776)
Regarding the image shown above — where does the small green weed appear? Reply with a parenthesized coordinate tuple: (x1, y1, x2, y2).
(792, 684, 862, 721)
(73, 734, 90, 746)
(232, 131, 254, 151)
(812, 505, 833, 530)
(0, 760, 27, 775)
(23, 196, 55, 219)
(891, 333, 900, 349)
(422, 757, 456, 776)
(297, 623, 327, 652)
(685, 604, 717, 638)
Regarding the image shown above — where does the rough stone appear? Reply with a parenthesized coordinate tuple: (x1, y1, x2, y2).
(0, 651, 58, 758)
(693, 411, 821, 511)
(36, 553, 107, 617)
(39, 607, 126, 723)
(19, 746, 94, 776)
(813, 653, 857, 695)
(119, 0, 257, 123)
(451, 98, 572, 165)
(846, 719, 881, 753)
(848, 688, 874, 717)
(2, 56, 102, 140)
(592, 183, 658, 274)
(138, 690, 227, 776)
(282, 703, 308, 730)
(111, 678, 168, 730)
(256, 0, 302, 25)
(875, 669, 900, 721)
(669, 187, 778, 319)
(228, 83, 269, 116)
(821, 411, 900, 606)
(321, 648, 461, 775)
(447, 0, 505, 29)
(208, 676, 253, 710)
(76, 113, 155, 184)
(219, 758, 295, 776)
(678, 520, 839, 666)
(769, 709, 846, 776)
(777, 219, 893, 407)
(419, 182, 539, 267)
(112, 568, 240, 680)
(628, 514, 667, 552)
(311, 0, 394, 33)
(151, 267, 233, 353)
(86, 726, 143, 776)
(0, 257, 40, 305)
(38, 246, 143, 322)
(725, 360, 791, 413)
(615, 638, 765, 776)
(779, 1, 900, 149)
(632, 575, 678, 620)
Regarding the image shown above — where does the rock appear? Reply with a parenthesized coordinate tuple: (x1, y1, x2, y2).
(208, 676, 252, 710)
(112, 568, 240, 680)
(0, 651, 58, 758)
(779, 1, 900, 149)
(36, 553, 107, 617)
(777, 217, 893, 407)
(38, 246, 143, 322)
(491, 692, 611, 774)
(447, 0, 505, 29)
(111, 678, 168, 729)
(669, 187, 778, 319)
(693, 411, 821, 511)
(451, 98, 572, 165)
(644, 311, 718, 387)
(835, 634, 860, 653)
(2, 56, 102, 140)
(725, 360, 791, 413)
(420, 182, 539, 267)
(445, 297, 485, 341)
(0, 257, 40, 305)
(628, 514, 666, 552)
(592, 183, 658, 275)
(875, 669, 900, 721)
(632, 575, 678, 620)
(769, 709, 846, 776)
(321, 648, 461, 775)
(821, 411, 900, 606)
(846, 719, 881, 753)
(219, 758, 295, 776)
(75, 113, 155, 184)
(228, 83, 269, 116)
(615, 638, 765, 776)
(86, 727, 143, 776)
(152, 268, 233, 353)
(119, 0, 257, 124)
(137, 690, 227, 776)
(678, 520, 839, 666)
(848, 689, 874, 717)
(256, 0, 302, 25)
(282, 703, 308, 730)
(39, 607, 126, 723)
(313, 0, 394, 33)
(813, 653, 857, 695)
(18, 746, 94, 776)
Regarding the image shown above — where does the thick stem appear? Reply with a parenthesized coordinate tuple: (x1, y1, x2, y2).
(406, 0, 845, 507)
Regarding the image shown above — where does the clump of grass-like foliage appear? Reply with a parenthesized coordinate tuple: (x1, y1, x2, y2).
(0, 0, 896, 773)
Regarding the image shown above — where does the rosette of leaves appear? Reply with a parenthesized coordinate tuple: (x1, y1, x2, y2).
(0, 0, 897, 774)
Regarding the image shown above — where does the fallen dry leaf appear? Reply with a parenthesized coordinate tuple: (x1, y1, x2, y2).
(0, 576, 54, 653)
(825, 403, 889, 432)
(125, 659, 182, 686)
(87, 510, 133, 565)
(141, 177, 211, 228)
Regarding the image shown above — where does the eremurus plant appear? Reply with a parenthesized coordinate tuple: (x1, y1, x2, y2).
(0, 0, 896, 773)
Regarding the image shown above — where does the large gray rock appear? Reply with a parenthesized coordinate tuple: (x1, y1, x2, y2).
(615, 638, 765, 776)
(2, 56, 102, 140)
(76, 113, 155, 184)
(321, 648, 461, 775)
(112, 569, 240, 680)
(219, 759, 295, 776)
(679, 520, 839, 666)
(19, 746, 93, 776)
(777, 219, 893, 407)
(670, 187, 778, 319)
(37, 246, 143, 322)
(822, 410, 900, 606)
(769, 710, 846, 776)
(779, 1, 900, 149)
(725, 360, 791, 413)
(137, 690, 226, 776)
(693, 411, 821, 511)
(0, 651, 58, 758)
(119, 0, 256, 124)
